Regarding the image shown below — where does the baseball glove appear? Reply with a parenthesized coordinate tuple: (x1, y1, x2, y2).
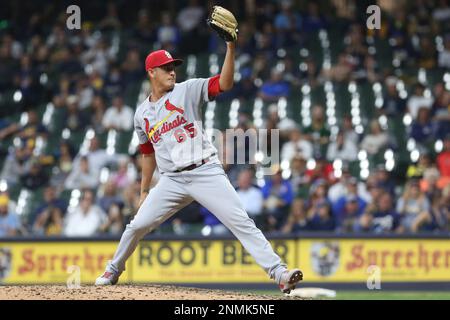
(207, 6, 238, 42)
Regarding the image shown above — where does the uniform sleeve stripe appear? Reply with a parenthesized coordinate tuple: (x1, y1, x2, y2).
(208, 74, 222, 99)
(139, 141, 154, 154)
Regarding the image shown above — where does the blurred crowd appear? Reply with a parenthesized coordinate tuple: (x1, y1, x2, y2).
(0, 0, 449, 238)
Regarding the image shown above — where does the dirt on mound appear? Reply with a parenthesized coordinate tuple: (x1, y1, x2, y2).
(0, 285, 298, 300)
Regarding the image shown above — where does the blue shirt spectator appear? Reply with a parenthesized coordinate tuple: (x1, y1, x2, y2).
(262, 173, 294, 207)
(356, 192, 400, 233)
(333, 195, 367, 232)
(259, 69, 290, 102)
(262, 171, 294, 230)
(302, 3, 327, 33)
(0, 194, 21, 237)
(30, 186, 67, 225)
(409, 107, 435, 144)
(308, 201, 336, 231)
(274, 2, 302, 32)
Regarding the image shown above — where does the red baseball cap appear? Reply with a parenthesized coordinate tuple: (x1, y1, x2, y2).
(145, 50, 183, 71)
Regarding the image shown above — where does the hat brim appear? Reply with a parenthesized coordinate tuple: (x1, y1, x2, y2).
(156, 59, 183, 68)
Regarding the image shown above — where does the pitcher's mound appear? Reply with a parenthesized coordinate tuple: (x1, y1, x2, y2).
(0, 285, 301, 300)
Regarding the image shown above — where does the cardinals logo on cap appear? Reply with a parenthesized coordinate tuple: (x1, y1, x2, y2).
(164, 51, 172, 59)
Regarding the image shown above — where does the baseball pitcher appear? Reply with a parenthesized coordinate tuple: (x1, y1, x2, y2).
(95, 6, 303, 294)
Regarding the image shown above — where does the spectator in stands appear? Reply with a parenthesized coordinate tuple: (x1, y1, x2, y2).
(381, 76, 406, 116)
(406, 153, 432, 179)
(436, 134, 450, 189)
(121, 48, 142, 84)
(431, 84, 450, 140)
(265, 104, 297, 140)
(307, 200, 335, 231)
(99, 203, 125, 235)
(20, 158, 49, 190)
(0, 191, 16, 218)
(281, 127, 313, 162)
(262, 170, 294, 231)
(341, 115, 359, 146)
(375, 165, 396, 197)
(274, 0, 302, 47)
(322, 53, 353, 82)
(63, 190, 107, 237)
(416, 37, 438, 69)
(49, 140, 76, 190)
(365, 174, 384, 204)
(104, 65, 124, 99)
(356, 191, 400, 234)
(102, 96, 134, 131)
(305, 155, 334, 184)
(30, 185, 67, 225)
(258, 68, 291, 102)
(236, 169, 264, 222)
(200, 206, 229, 236)
(157, 12, 180, 51)
(73, 136, 119, 179)
(0, 120, 19, 141)
(281, 57, 301, 87)
(176, 0, 207, 54)
(409, 107, 435, 145)
(421, 167, 441, 198)
(65, 156, 99, 190)
(0, 144, 32, 187)
(32, 206, 64, 236)
(121, 179, 141, 223)
(360, 120, 389, 155)
(110, 158, 136, 191)
(328, 166, 352, 203)
(334, 195, 365, 233)
(80, 38, 114, 76)
(255, 22, 277, 55)
(332, 177, 367, 214)
(0, 110, 47, 147)
(281, 198, 309, 233)
(75, 76, 94, 110)
(438, 35, 450, 69)
(98, 2, 122, 31)
(397, 179, 431, 233)
(407, 83, 433, 120)
(299, 58, 320, 88)
(90, 95, 107, 134)
(390, 31, 415, 69)
(63, 95, 89, 132)
(433, 0, 450, 23)
(19, 110, 48, 145)
(344, 24, 368, 73)
(329, 171, 371, 204)
(132, 9, 155, 45)
(0, 194, 21, 237)
(13, 54, 41, 106)
(290, 156, 310, 196)
(97, 180, 123, 213)
(425, 185, 450, 232)
(326, 130, 358, 162)
(302, 2, 327, 33)
(304, 105, 330, 155)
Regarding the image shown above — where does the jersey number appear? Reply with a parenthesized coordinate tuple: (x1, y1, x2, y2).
(174, 123, 197, 143)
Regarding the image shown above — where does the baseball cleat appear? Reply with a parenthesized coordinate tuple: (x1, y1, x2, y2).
(95, 271, 119, 286)
(279, 269, 303, 294)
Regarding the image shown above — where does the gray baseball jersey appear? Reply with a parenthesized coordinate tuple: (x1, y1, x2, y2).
(103, 75, 289, 286)
(134, 77, 221, 173)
